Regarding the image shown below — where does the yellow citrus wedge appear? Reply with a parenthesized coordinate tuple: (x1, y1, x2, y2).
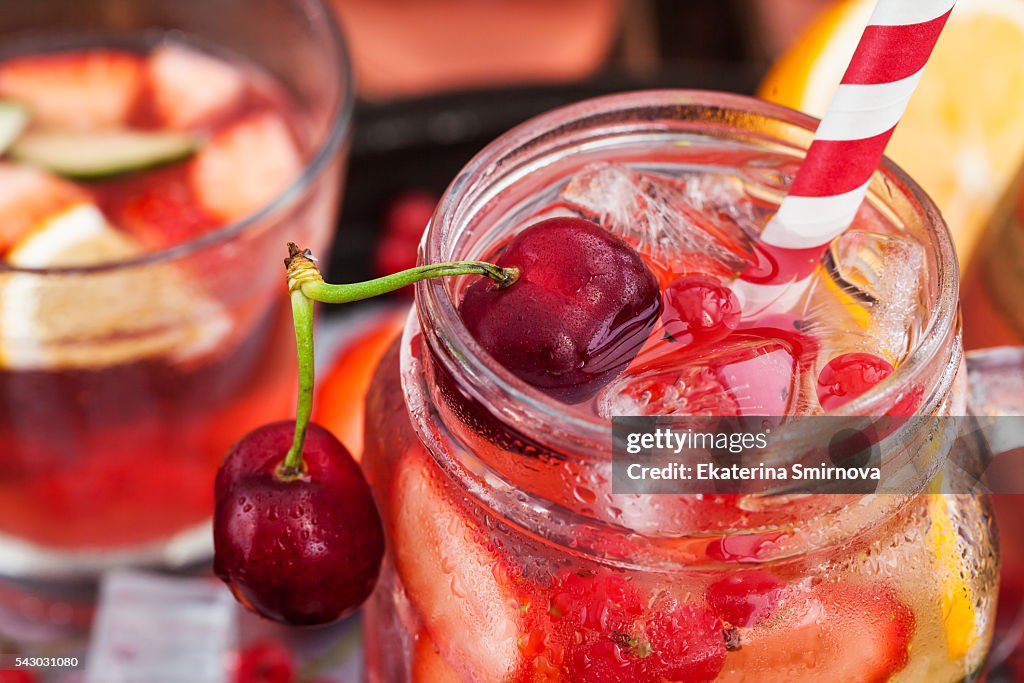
(6, 202, 139, 267)
(926, 493, 981, 662)
(760, 0, 1024, 268)
(0, 203, 230, 370)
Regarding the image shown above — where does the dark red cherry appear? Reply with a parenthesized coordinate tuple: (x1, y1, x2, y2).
(459, 217, 661, 404)
(662, 275, 740, 347)
(816, 352, 894, 411)
(213, 421, 384, 626)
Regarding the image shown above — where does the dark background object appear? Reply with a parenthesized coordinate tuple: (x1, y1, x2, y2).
(324, 0, 766, 290)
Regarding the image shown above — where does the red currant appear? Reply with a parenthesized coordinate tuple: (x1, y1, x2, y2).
(662, 275, 740, 347)
(817, 352, 894, 411)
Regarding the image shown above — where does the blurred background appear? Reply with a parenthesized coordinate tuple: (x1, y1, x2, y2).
(327, 0, 834, 285)
(327, 0, 1024, 350)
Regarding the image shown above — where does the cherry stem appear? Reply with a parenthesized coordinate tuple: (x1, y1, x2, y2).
(278, 243, 518, 477)
(300, 261, 519, 303)
(279, 288, 315, 478)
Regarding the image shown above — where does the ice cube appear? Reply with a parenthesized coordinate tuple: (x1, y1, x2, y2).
(808, 230, 925, 362)
(561, 163, 754, 276)
(681, 171, 761, 230)
(599, 334, 807, 418)
(86, 570, 236, 683)
(737, 156, 803, 203)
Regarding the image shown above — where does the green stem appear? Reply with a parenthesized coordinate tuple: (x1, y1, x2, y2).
(299, 261, 518, 304)
(279, 289, 315, 478)
(277, 243, 517, 477)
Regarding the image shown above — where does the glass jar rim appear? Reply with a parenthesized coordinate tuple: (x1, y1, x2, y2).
(0, 0, 353, 276)
(418, 89, 959, 448)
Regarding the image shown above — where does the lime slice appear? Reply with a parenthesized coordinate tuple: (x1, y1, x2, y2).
(11, 130, 196, 179)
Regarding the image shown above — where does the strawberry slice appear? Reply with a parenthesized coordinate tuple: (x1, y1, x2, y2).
(0, 49, 144, 130)
(96, 163, 218, 250)
(0, 162, 87, 254)
(718, 582, 915, 682)
(190, 112, 302, 222)
(638, 595, 727, 683)
(548, 571, 726, 683)
(391, 448, 523, 683)
(147, 45, 244, 130)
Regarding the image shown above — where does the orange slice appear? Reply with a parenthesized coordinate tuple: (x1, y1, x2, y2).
(760, 0, 1024, 268)
(314, 307, 408, 460)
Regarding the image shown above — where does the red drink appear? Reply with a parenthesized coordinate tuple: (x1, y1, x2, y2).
(0, 0, 350, 575)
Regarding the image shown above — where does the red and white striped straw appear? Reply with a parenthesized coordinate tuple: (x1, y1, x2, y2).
(742, 0, 955, 300)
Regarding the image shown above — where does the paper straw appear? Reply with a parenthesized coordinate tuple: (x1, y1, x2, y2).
(744, 0, 955, 295)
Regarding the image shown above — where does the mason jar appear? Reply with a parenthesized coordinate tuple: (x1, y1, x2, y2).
(362, 91, 997, 683)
